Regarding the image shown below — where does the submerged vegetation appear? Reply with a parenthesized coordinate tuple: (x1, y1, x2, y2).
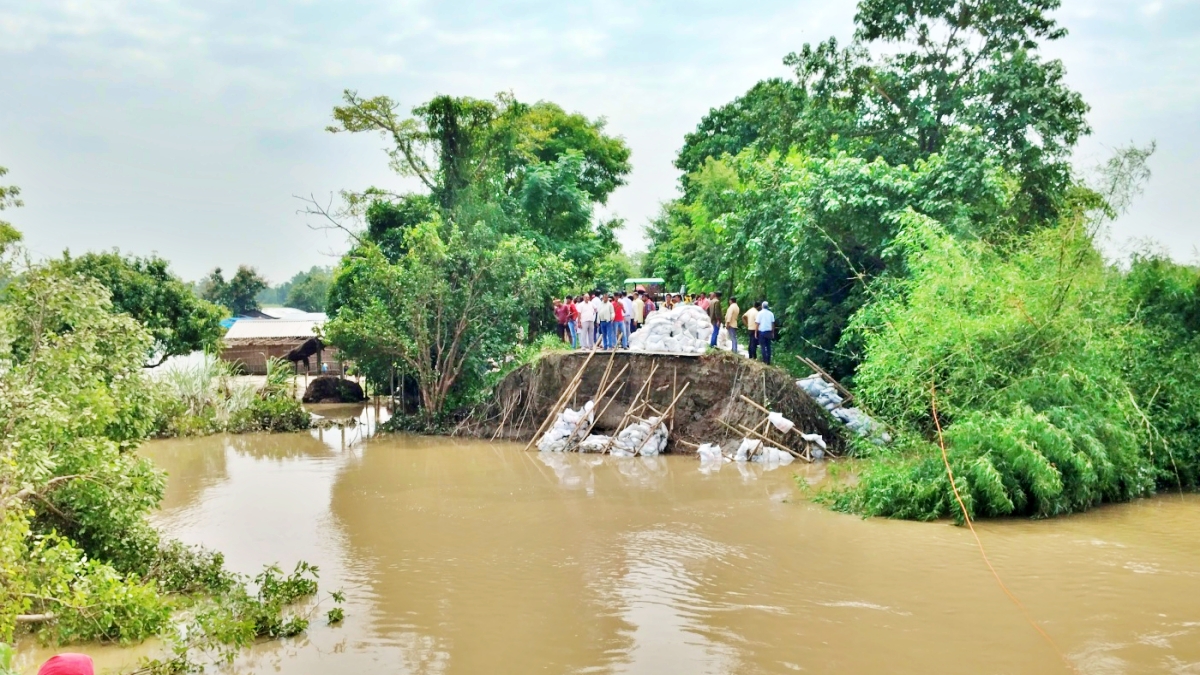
(151, 355, 311, 437)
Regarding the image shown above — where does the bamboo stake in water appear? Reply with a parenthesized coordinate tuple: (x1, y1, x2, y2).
(523, 348, 597, 452)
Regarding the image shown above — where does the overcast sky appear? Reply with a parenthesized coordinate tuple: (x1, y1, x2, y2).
(1, 0, 1196, 283)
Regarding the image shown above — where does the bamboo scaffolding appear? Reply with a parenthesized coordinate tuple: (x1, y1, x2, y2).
(797, 356, 854, 407)
(632, 382, 690, 456)
(522, 348, 598, 451)
(738, 393, 833, 459)
(565, 363, 630, 451)
(599, 363, 659, 455)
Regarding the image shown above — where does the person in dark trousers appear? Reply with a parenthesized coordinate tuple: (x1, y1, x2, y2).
(707, 292, 723, 347)
(756, 301, 776, 365)
(744, 301, 761, 360)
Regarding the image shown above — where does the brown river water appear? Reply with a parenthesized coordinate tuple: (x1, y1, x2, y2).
(18, 404, 1200, 674)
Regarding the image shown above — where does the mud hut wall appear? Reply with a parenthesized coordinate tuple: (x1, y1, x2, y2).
(220, 343, 343, 376)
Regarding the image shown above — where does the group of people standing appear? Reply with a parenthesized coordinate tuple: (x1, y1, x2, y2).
(553, 290, 650, 350)
(552, 290, 777, 364)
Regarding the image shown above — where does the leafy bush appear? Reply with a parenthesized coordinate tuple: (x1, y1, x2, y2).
(824, 217, 1168, 520)
(228, 396, 311, 434)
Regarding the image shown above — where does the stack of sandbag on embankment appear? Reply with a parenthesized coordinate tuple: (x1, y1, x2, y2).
(629, 305, 714, 354)
(796, 374, 890, 444)
(536, 402, 594, 453)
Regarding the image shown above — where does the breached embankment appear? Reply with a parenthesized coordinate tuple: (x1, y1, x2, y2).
(462, 350, 842, 454)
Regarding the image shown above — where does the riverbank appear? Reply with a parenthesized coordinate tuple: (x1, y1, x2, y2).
(460, 350, 842, 454)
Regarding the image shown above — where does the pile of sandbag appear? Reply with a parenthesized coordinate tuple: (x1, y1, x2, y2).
(537, 401, 594, 453)
(609, 417, 668, 457)
(796, 375, 890, 443)
(560, 417, 670, 457)
(695, 439, 794, 465)
(629, 305, 713, 354)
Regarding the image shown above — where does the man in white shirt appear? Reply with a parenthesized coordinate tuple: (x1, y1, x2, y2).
(590, 292, 603, 345)
(578, 293, 597, 349)
(755, 301, 776, 365)
(620, 293, 635, 348)
(743, 302, 760, 360)
(632, 292, 646, 331)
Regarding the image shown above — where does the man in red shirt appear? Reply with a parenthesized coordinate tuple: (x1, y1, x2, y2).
(612, 292, 626, 349)
(553, 298, 571, 344)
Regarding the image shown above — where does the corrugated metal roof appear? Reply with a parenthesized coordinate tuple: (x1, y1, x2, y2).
(224, 317, 324, 340)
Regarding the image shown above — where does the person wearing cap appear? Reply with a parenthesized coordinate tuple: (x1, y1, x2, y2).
(756, 301, 776, 365)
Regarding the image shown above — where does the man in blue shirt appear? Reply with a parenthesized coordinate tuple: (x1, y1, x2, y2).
(756, 301, 776, 365)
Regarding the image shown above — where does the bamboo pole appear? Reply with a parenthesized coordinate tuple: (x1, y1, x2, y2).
(736, 422, 809, 462)
(632, 382, 690, 456)
(522, 348, 598, 451)
(566, 363, 630, 451)
(600, 363, 658, 455)
(797, 356, 854, 405)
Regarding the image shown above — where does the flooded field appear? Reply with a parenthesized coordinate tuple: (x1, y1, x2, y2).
(20, 407, 1200, 674)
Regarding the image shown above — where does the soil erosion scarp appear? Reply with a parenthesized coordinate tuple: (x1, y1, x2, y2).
(465, 351, 842, 453)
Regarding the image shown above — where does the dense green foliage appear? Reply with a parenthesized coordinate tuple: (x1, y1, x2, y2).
(151, 355, 311, 437)
(51, 252, 226, 366)
(256, 266, 333, 312)
(0, 185, 331, 665)
(649, 0, 1088, 379)
(200, 265, 269, 316)
(643, 0, 1197, 521)
(324, 91, 628, 420)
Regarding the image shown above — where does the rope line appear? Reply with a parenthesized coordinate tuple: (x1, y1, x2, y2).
(931, 383, 1080, 674)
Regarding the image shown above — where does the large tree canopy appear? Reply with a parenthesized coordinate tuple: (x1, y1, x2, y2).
(675, 0, 1087, 225)
(323, 91, 624, 420)
(652, 0, 1089, 378)
(52, 252, 226, 365)
(326, 91, 630, 281)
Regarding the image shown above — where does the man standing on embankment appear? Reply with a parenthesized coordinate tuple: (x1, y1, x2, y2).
(708, 292, 723, 348)
(725, 297, 740, 354)
(756, 301, 776, 365)
(744, 301, 760, 360)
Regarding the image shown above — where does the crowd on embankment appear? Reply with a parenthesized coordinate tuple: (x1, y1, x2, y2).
(551, 290, 779, 363)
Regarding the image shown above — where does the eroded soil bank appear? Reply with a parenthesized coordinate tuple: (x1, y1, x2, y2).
(461, 350, 842, 453)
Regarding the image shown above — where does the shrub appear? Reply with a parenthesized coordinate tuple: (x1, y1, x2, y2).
(824, 216, 1170, 520)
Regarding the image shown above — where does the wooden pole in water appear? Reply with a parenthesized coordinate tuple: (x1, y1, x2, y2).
(522, 348, 598, 452)
(632, 381, 689, 456)
(567, 363, 630, 451)
(599, 362, 658, 454)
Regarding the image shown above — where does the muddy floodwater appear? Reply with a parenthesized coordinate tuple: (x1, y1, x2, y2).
(21, 407, 1200, 674)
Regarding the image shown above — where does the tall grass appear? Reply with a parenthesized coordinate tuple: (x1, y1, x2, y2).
(153, 355, 308, 436)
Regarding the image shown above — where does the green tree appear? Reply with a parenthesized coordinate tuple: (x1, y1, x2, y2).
(0, 165, 21, 253)
(52, 251, 226, 365)
(324, 90, 631, 284)
(201, 265, 269, 315)
(326, 215, 569, 421)
(284, 266, 332, 313)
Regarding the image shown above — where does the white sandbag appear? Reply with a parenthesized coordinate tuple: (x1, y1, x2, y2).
(697, 443, 725, 462)
(800, 432, 827, 449)
(768, 412, 795, 433)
